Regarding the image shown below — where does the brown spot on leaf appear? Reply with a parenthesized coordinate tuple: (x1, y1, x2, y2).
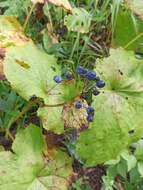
(15, 59, 30, 69)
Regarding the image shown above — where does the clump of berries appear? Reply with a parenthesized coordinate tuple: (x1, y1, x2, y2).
(76, 66, 105, 96)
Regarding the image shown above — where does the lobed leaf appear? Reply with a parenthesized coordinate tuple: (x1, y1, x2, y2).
(0, 124, 73, 190)
(64, 8, 91, 33)
(76, 48, 143, 166)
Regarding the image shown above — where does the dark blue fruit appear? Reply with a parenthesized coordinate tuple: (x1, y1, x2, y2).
(96, 80, 105, 88)
(76, 66, 88, 75)
(87, 115, 94, 122)
(86, 106, 94, 114)
(75, 101, 82, 109)
(92, 88, 100, 96)
(64, 71, 73, 80)
(53, 75, 62, 83)
(85, 70, 96, 80)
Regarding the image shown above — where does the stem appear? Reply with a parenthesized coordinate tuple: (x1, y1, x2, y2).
(23, 3, 36, 31)
(44, 103, 65, 107)
(78, 35, 90, 64)
(45, 2, 54, 32)
(116, 176, 125, 190)
(5, 129, 14, 142)
(70, 32, 80, 59)
(124, 32, 143, 49)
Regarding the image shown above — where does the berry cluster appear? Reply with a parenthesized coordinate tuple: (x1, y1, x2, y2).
(53, 71, 73, 83)
(75, 100, 94, 123)
(76, 66, 105, 96)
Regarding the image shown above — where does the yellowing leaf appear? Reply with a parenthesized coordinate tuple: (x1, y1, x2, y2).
(0, 16, 30, 48)
(48, 0, 72, 12)
(0, 16, 30, 77)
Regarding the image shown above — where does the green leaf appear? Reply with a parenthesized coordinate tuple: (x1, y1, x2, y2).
(4, 44, 81, 103)
(0, 0, 31, 18)
(134, 140, 143, 161)
(64, 8, 91, 33)
(112, 8, 143, 51)
(76, 48, 143, 166)
(138, 162, 143, 177)
(2, 16, 81, 104)
(117, 159, 128, 179)
(37, 106, 64, 134)
(4, 43, 63, 105)
(121, 151, 137, 172)
(0, 124, 73, 190)
(125, 0, 143, 21)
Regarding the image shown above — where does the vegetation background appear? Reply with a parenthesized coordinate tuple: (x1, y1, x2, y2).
(0, 0, 143, 189)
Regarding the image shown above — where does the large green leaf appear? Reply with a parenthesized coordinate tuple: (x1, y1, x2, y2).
(4, 44, 82, 104)
(3, 43, 64, 104)
(2, 16, 81, 104)
(76, 48, 143, 166)
(0, 124, 73, 190)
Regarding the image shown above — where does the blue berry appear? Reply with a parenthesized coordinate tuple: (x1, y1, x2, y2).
(96, 80, 105, 88)
(86, 106, 94, 114)
(76, 66, 88, 75)
(85, 70, 96, 80)
(53, 75, 62, 83)
(75, 101, 82, 109)
(64, 71, 73, 80)
(87, 115, 94, 122)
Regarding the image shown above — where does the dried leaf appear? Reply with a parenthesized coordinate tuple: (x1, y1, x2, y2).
(63, 98, 89, 131)
(47, 0, 72, 12)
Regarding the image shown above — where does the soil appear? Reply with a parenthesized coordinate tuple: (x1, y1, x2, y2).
(73, 160, 106, 190)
